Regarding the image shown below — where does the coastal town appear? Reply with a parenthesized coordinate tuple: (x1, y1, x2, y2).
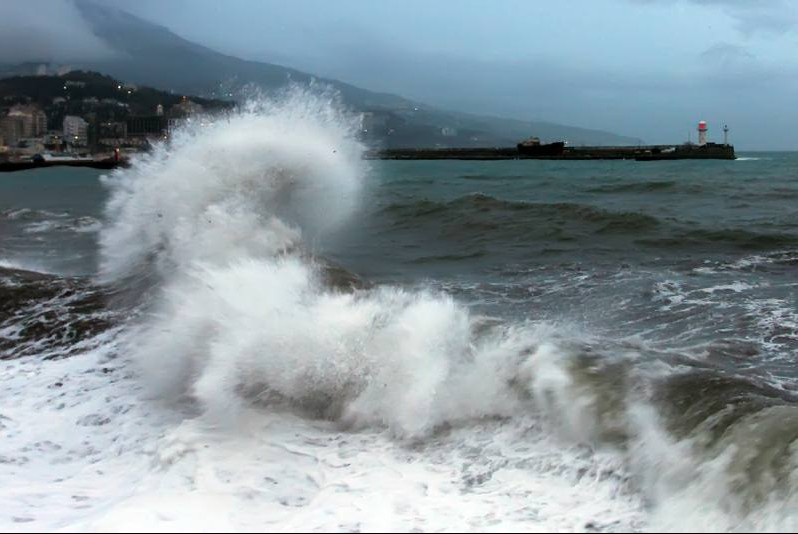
(0, 71, 414, 169)
(0, 99, 203, 164)
(0, 71, 231, 165)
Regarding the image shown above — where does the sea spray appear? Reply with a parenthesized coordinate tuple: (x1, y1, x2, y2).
(136, 258, 544, 436)
(99, 86, 363, 286)
(98, 88, 533, 437)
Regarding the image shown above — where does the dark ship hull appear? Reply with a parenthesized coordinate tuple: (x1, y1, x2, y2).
(516, 141, 565, 156)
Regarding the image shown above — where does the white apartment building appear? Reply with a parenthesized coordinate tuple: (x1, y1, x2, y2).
(63, 115, 89, 146)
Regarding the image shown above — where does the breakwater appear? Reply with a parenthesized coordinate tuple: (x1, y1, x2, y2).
(368, 143, 736, 161)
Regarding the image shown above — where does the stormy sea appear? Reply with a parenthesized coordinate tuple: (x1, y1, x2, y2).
(2, 92, 797, 532)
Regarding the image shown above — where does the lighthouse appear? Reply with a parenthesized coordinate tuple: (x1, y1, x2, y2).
(698, 120, 708, 146)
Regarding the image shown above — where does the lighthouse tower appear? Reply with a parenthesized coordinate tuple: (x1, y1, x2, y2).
(698, 120, 708, 146)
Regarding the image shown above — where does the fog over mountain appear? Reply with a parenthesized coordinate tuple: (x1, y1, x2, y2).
(3, 0, 798, 149)
(0, 0, 116, 63)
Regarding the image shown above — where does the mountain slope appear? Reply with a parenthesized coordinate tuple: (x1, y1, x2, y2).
(73, 1, 413, 111)
(5, 1, 643, 147)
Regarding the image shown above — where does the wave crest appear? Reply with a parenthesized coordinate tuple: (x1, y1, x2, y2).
(98, 87, 364, 285)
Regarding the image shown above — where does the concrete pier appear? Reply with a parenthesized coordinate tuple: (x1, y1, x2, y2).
(367, 144, 736, 161)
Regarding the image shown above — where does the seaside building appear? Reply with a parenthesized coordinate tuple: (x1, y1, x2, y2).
(0, 115, 25, 147)
(126, 115, 167, 139)
(63, 115, 89, 146)
(171, 97, 204, 117)
(167, 117, 185, 136)
(164, 99, 204, 137)
(99, 121, 127, 139)
(8, 105, 48, 138)
(43, 131, 64, 150)
(98, 121, 128, 147)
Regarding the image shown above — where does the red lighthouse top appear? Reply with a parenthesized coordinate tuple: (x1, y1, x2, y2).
(698, 121, 708, 131)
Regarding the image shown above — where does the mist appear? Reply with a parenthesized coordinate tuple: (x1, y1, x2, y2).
(0, 0, 117, 64)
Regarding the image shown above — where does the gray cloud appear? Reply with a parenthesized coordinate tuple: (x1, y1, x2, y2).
(702, 0, 798, 34)
(0, 0, 117, 64)
(699, 42, 758, 77)
(700, 42, 755, 62)
(636, 0, 798, 34)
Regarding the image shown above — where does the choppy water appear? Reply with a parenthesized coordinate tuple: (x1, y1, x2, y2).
(1, 92, 797, 532)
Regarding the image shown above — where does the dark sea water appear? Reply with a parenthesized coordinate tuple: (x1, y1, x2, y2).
(2, 127, 798, 531)
(342, 155, 798, 372)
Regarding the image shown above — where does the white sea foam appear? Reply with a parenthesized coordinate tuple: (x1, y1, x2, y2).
(22, 220, 61, 234)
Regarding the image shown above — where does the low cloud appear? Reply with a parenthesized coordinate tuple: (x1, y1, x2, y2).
(705, 0, 798, 35)
(700, 42, 755, 65)
(0, 0, 117, 64)
(633, 0, 798, 35)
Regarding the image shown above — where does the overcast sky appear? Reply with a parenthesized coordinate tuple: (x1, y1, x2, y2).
(7, 0, 798, 149)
